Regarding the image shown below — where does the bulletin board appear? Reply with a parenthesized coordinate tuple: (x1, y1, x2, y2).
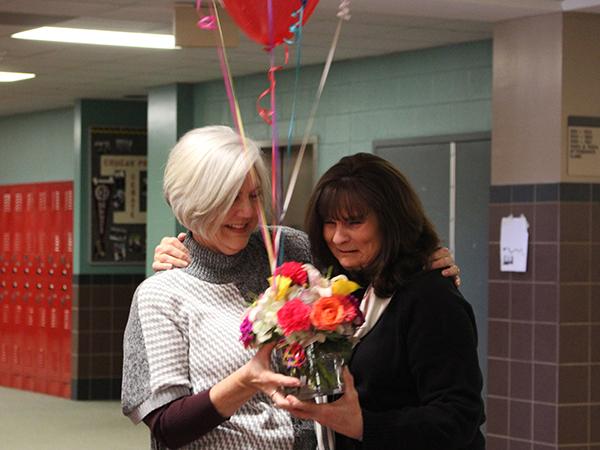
(89, 127, 147, 264)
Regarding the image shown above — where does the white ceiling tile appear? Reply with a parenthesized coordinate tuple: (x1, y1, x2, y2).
(2, 0, 117, 17)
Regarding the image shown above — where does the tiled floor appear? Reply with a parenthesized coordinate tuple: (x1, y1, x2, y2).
(0, 386, 148, 449)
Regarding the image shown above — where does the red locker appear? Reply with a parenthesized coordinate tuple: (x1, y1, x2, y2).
(46, 185, 59, 396)
(0, 286, 9, 387)
(33, 290, 48, 394)
(3, 187, 17, 388)
(1, 187, 13, 387)
(60, 184, 73, 398)
(22, 186, 36, 391)
(46, 289, 61, 396)
(0, 186, 9, 385)
(10, 187, 24, 389)
(33, 186, 48, 393)
(11, 290, 23, 389)
(47, 182, 73, 397)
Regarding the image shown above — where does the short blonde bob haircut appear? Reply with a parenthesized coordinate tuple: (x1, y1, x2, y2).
(163, 126, 269, 241)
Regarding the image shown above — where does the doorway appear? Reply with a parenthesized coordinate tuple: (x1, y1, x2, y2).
(374, 133, 490, 385)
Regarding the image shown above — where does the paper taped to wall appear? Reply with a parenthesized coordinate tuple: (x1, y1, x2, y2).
(500, 214, 529, 272)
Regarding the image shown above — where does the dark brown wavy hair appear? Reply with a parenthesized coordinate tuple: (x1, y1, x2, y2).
(305, 153, 440, 297)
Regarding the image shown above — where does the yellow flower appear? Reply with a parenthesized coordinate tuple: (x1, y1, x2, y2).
(331, 277, 361, 296)
(269, 275, 292, 300)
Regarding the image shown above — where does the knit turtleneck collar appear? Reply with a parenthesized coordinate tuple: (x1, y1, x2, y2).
(183, 232, 248, 282)
(182, 231, 271, 300)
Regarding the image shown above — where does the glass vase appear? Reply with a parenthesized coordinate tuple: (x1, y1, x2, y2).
(273, 341, 347, 401)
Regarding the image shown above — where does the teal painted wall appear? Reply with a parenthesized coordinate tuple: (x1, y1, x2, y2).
(0, 101, 147, 275)
(74, 99, 147, 275)
(0, 108, 74, 184)
(193, 40, 492, 174)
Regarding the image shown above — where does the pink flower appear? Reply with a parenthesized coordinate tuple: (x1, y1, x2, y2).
(346, 295, 365, 326)
(274, 262, 308, 286)
(277, 298, 312, 336)
(337, 295, 363, 324)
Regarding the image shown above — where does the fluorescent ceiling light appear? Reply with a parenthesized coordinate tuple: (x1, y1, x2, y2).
(0, 71, 36, 82)
(12, 26, 178, 49)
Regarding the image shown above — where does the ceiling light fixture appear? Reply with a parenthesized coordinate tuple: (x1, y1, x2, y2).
(0, 71, 36, 82)
(11, 26, 178, 49)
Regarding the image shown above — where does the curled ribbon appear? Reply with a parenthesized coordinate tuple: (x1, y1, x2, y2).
(198, 16, 216, 30)
(195, 0, 217, 30)
(284, 0, 307, 45)
(337, 0, 351, 21)
(256, 45, 289, 125)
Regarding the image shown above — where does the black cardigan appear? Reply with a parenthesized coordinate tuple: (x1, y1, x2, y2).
(337, 269, 486, 450)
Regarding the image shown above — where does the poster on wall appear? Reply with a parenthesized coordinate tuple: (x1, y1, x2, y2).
(89, 127, 147, 264)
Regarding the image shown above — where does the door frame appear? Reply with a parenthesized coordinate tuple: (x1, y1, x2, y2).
(374, 132, 490, 151)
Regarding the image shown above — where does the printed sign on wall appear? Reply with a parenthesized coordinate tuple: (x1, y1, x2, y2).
(567, 116, 600, 177)
(89, 127, 147, 264)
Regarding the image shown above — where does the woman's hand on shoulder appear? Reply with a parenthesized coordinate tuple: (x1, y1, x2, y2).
(152, 233, 190, 271)
(427, 247, 461, 287)
(275, 368, 363, 441)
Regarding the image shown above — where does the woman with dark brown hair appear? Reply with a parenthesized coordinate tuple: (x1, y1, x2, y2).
(305, 152, 441, 297)
(279, 152, 485, 450)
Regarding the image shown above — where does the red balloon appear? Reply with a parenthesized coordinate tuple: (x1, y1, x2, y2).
(223, 0, 320, 48)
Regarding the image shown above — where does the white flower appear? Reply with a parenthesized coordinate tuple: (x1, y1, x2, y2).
(298, 288, 320, 304)
(331, 274, 349, 283)
(253, 320, 274, 344)
(317, 286, 333, 297)
(251, 294, 285, 343)
(303, 263, 323, 287)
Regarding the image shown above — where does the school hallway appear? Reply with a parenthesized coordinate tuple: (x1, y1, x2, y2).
(0, 386, 147, 449)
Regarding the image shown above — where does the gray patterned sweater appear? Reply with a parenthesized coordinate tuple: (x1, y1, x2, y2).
(122, 227, 315, 449)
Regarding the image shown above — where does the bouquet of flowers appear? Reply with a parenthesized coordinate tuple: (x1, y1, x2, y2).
(240, 261, 364, 400)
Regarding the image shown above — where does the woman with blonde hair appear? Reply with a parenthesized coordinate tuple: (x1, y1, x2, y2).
(122, 126, 315, 449)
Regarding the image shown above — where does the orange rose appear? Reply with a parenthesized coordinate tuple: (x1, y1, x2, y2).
(310, 295, 346, 331)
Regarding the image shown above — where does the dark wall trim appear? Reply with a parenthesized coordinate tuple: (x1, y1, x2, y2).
(490, 183, 600, 204)
(73, 274, 146, 285)
(567, 116, 600, 127)
(72, 378, 121, 400)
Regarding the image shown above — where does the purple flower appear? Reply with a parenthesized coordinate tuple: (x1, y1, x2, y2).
(240, 315, 255, 348)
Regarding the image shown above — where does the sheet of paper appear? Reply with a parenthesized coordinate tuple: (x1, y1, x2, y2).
(500, 214, 529, 272)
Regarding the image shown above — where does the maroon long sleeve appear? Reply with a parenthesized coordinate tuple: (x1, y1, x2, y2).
(143, 388, 227, 449)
